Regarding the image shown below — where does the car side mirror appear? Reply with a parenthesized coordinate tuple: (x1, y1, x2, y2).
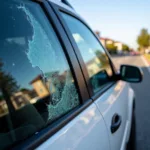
(119, 65, 143, 83)
(90, 69, 109, 86)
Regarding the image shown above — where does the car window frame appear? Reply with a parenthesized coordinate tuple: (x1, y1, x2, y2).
(6, 0, 93, 149)
(49, 2, 118, 100)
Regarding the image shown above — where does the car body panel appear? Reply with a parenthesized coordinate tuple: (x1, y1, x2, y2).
(36, 103, 110, 150)
(94, 81, 134, 150)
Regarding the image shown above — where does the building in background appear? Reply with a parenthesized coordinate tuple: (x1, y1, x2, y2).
(100, 37, 114, 47)
(95, 31, 128, 53)
(114, 41, 123, 52)
(30, 75, 50, 99)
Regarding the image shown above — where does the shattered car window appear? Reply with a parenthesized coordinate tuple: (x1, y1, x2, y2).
(0, 0, 80, 149)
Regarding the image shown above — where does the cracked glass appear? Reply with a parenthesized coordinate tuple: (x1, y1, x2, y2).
(0, 1, 80, 149)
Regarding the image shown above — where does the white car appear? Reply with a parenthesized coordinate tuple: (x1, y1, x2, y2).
(0, 0, 143, 150)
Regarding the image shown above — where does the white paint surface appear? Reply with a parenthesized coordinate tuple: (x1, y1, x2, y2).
(37, 104, 110, 150)
(94, 81, 134, 150)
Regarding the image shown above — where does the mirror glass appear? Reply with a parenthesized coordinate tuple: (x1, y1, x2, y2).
(120, 65, 143, 82)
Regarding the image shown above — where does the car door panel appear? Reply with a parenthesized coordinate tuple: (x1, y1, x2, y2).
(94, 81, 129, 150)
(37, 103, 110, 150)
(31, 2, 111, 150)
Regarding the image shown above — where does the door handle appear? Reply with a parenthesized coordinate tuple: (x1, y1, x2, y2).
(111, 113, 122, 133)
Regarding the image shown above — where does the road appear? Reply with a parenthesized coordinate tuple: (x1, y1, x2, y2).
(112, 55, 150, 150)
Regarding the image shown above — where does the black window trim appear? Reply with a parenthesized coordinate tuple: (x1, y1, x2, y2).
(9, 0, 93, 149)
(49, 2, 118, 100)
(41, 1, 90, 103)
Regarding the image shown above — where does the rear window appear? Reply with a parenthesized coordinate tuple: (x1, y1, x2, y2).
(0, 0, 80, 149)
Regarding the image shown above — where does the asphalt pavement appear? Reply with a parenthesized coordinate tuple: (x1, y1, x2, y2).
(112, 55, 150, 150)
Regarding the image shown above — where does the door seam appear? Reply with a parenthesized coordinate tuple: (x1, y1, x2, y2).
(94, 101, 112, 150)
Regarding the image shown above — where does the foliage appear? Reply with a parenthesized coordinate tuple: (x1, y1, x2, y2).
(137, 47, 140, 51)
(0, 60, 18, 95)
(122, 44, 130, 51)
(0, 59, 19, 111)
(137, 28, 150, 51)
(144, 54, 150, 62)
(95, 50, 108, 66)
(0, 95, 3, 101)
(106, 43, 117, 54)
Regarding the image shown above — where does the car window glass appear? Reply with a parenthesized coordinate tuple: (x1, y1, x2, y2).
(0, 1, 80, 149)
(61, 13, 113, 93)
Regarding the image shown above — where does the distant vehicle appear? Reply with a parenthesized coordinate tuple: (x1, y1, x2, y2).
(0, 0, 143, 150)
(130, 51, 140, 56)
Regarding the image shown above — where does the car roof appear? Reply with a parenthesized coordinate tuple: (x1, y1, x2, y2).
(48, 0, 89, 28)
(48, 0, 76, 14)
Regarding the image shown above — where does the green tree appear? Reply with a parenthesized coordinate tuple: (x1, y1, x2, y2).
(137, 28, 150, 52)
(95, 50, 108, 67)
(106, 43, 117, 54)
(0, 60, 19, 112)
(0, 95, 3, 101)
(122, 44, 130, 51)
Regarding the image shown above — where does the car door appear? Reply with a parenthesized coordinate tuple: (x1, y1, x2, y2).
(0, 0, 110, 150)
(52, 4, 130, 150)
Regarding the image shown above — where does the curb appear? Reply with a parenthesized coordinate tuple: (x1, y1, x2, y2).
(141, 56, 150, 73)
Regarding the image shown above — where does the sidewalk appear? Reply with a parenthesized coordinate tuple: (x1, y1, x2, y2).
(143, 54, 150, 65)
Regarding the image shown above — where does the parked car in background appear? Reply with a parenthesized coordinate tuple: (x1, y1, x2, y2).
(0, 0, 143, 150)
(130, 51, 140, 56)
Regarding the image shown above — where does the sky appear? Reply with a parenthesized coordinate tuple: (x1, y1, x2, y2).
(68, 0, 150, 49)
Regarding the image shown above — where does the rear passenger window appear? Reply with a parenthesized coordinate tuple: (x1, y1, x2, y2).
(0, 1, 80, 149)
(61, 13, 113, 93)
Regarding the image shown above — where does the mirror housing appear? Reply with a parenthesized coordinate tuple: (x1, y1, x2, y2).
(119, 65, 143, 83)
